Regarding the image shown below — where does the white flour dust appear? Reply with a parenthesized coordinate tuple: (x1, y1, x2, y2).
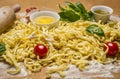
(51, 61, 120, 79)
(0, 62, 28, 79)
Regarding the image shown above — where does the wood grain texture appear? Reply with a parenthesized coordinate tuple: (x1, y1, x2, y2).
(0, 0, 120, 15)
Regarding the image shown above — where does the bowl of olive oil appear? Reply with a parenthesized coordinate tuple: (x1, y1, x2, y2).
(91, 5, 113, 23)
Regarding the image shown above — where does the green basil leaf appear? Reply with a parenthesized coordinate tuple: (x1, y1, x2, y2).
(75, 2, 87, 14)
(86, 24, 105, 36)
(59, 10, 80, 22)
(87, 11, 94, 21)
(58, 4, 66, 12)
(0, 43, 6, 55)
(65, 1, 80, 12)
(75, 2, 92, 21)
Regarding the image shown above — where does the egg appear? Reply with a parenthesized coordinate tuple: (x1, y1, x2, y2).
(30, 11, 60, 28)
(34, 16, 56, 24)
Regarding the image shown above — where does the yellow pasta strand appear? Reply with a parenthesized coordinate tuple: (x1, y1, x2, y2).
(0, 20, 120, 77)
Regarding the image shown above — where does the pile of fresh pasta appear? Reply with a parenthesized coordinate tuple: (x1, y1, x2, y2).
(0, 19, 120, 77)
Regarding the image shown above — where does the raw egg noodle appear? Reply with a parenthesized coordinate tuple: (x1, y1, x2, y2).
(0, 20, 120, 77)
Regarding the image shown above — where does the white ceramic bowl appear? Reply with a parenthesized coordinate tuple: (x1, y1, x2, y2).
(91, 5, 113, 23)
(30, 11, 60, 28)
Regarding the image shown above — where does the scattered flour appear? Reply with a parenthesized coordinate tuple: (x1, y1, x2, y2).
(0, 62, 28, 79)
(51, 61, 120, 79)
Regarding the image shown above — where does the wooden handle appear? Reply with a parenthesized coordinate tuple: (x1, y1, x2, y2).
(12, 4, 21, 13)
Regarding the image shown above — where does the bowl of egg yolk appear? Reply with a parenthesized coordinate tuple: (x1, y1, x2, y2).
(30, 11, 60, 28)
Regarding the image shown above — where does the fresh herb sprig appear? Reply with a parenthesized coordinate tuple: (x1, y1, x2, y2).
(58, 1, 93, 22)
(0, 43, 6, 55)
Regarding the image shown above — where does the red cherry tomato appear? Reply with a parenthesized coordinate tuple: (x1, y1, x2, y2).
(26, 8, 31, 13)
(25, 7, 37, 13)
(34, 44, 48, 58)
(104, 42, 119, 56)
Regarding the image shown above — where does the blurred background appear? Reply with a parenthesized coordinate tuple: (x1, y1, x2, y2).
(0, 0, 120, 15)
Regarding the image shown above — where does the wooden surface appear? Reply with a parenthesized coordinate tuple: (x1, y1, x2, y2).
(0, 0, 120, 15)
(0, 0, 120, 79)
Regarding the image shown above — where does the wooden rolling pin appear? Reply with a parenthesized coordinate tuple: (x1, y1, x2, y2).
(0, 4, 20, 34)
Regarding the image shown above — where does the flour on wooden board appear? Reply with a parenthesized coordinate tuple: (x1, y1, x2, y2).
(51, 61, 120, 79)
(0, 62, 28, 79)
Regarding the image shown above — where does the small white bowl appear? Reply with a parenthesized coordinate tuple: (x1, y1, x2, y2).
(91, 5, 113, 23)
(30, 11, 60, 28)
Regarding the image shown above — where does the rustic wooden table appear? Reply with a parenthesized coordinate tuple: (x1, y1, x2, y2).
(0, 0, 120, 15)
(0, 0, 120, 79)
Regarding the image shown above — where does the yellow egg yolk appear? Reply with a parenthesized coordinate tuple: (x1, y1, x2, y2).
(34, 16, 56, 24)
